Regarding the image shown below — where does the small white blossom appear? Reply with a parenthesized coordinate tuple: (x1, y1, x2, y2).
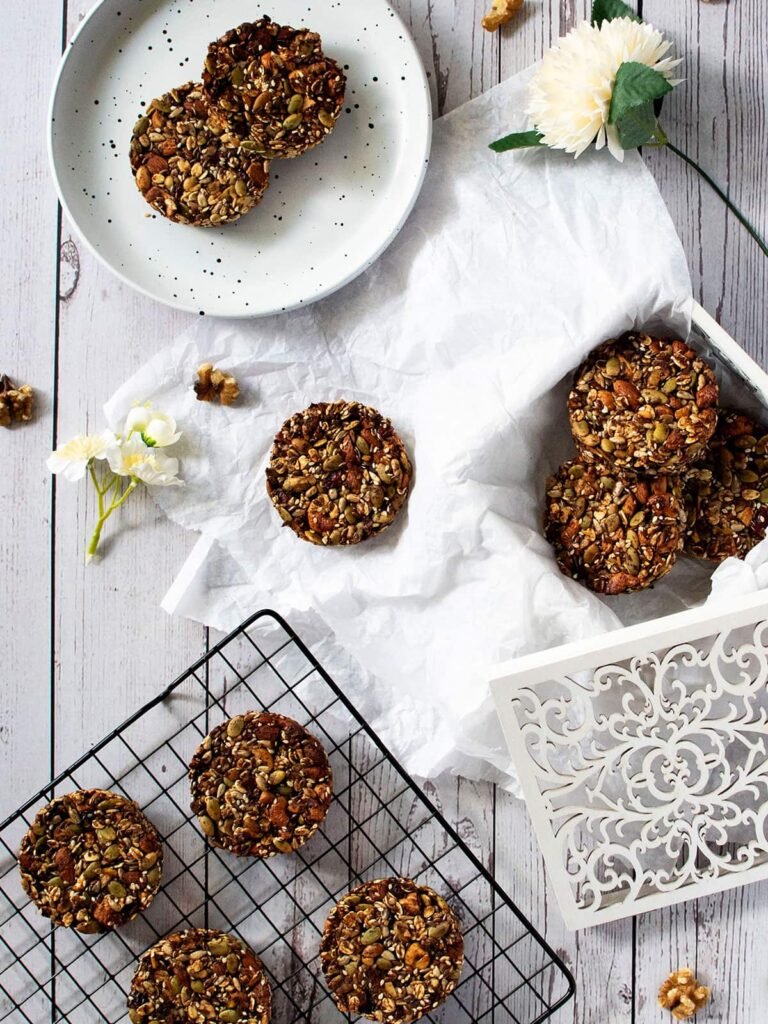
(124, 405, 181, 448)
(47, 430, 115, 482)
(124, 406, 151, 433)
(527, 17, 682, 160)
(107, 435, 183, 487)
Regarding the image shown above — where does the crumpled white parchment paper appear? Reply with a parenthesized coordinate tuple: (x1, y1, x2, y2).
(106, 69, 757, 792)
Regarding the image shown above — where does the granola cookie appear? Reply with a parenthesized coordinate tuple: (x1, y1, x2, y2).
(544, 458, 685, 594)
(128, 928, 271, 1024)
(130, 82, 270, 226)
(682, 409, 768, 562)
(18, 789, 162, 933)
(266, 400, 412, 546)
(202, 17, 346, 158)
(189, 711, 332, 858)
(321, 877, 464, 1024)
(568, 334, 719, 475)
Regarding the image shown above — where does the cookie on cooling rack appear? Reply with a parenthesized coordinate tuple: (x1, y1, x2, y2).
(18, 789, 162, 933)
(266, 400, 413, 546)
(128, 928, 271, 1024)
(321, 877, 464, 1024)
(544, 457, 685, 595)
(130, 82, 270, 226)
(202, 17, 346, 159)
(683, 408, 768, 562)
(188, 711, 332, 858)
(568, 333, 719, 476)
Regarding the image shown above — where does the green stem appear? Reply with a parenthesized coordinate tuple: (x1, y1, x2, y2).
(111, 479, 139, 511)
(85, 477, 139, 564)
(86, 517, 107, 564)
(89, 463, 105, 520)
(666, 140, 768, 261)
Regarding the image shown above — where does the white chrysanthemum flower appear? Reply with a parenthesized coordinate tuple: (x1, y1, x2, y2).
(107, 435, 183, 487)
(527, 17, 682, 160)
(124, 405, 181, 448)
(47, 430, 115, 481)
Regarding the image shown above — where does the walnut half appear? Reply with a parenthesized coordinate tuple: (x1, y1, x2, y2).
(0, 374, 34, 427)
(658, 968, 711, 1020)
(482, 0, 524, 31)
(194, 363, 240, 406)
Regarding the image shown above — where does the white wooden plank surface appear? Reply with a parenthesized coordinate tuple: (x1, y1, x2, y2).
(636, 2, 768, 1021)
(0, 4, 62, 808)
(2, 1, 768, 1023)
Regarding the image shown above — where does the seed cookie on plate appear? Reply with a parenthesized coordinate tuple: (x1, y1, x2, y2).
(202, 17, 346, 159)
(130, 82, 270, 226)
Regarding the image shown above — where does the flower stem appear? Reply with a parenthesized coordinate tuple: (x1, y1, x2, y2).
(86, 517, 107, 563)
(665, 140, 768, 261)
(111, 479, 139, 511)
(86, 476, 139, 564)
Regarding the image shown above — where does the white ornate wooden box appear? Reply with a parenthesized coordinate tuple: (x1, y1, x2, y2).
(491, 302, 768, 930)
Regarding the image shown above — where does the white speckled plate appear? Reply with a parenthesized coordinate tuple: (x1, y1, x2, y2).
(49, 0, 432, 317)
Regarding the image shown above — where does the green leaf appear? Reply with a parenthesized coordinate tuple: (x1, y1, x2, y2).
(591, 0, 641, 27)
(489, 130, 545, 153)
(614, 101, 663, 149)
(609, 62, 673, 126)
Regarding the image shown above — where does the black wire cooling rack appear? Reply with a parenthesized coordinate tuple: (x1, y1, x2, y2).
(0, 610, 575, 1024)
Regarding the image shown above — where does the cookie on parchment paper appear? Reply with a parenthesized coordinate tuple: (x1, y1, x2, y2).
(683, 408, 768, 562)
(266, 400, 412, 546)
(568, 333, 719, 476)
(544, 457, 685, 595)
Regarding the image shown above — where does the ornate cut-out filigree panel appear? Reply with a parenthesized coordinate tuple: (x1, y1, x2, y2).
(492, 593, 768, 928)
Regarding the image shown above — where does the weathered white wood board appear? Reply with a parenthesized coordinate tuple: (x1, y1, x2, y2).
(1, 1, 767, 1022)
(638, 3, 768, 1022)
(0, 4, 63, 810)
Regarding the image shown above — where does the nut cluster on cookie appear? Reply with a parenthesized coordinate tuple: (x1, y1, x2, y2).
(130, 15, 346, 226)
(545, 331, 768, 595)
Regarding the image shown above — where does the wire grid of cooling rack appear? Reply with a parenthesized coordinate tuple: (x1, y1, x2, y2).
(0, 610, 575, 1024)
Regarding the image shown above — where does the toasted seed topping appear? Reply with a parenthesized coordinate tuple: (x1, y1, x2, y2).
(321, 878, 464, 1024)
(544, 457, 685, 594)
(128, 928, 271, 1024)
(568, 333, 719, 476)
(129, 82, 270, 226)
(266, 400, 412, 546)
(202, 17, 346, 159)
(18, 789, 163, 933)
(683, 408, 768, 562)
(188, 711, 332, 858)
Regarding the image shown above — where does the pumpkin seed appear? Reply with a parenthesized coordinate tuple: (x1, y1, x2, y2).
(227, 716, 245, 738)
(199, 815, 216, 837)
